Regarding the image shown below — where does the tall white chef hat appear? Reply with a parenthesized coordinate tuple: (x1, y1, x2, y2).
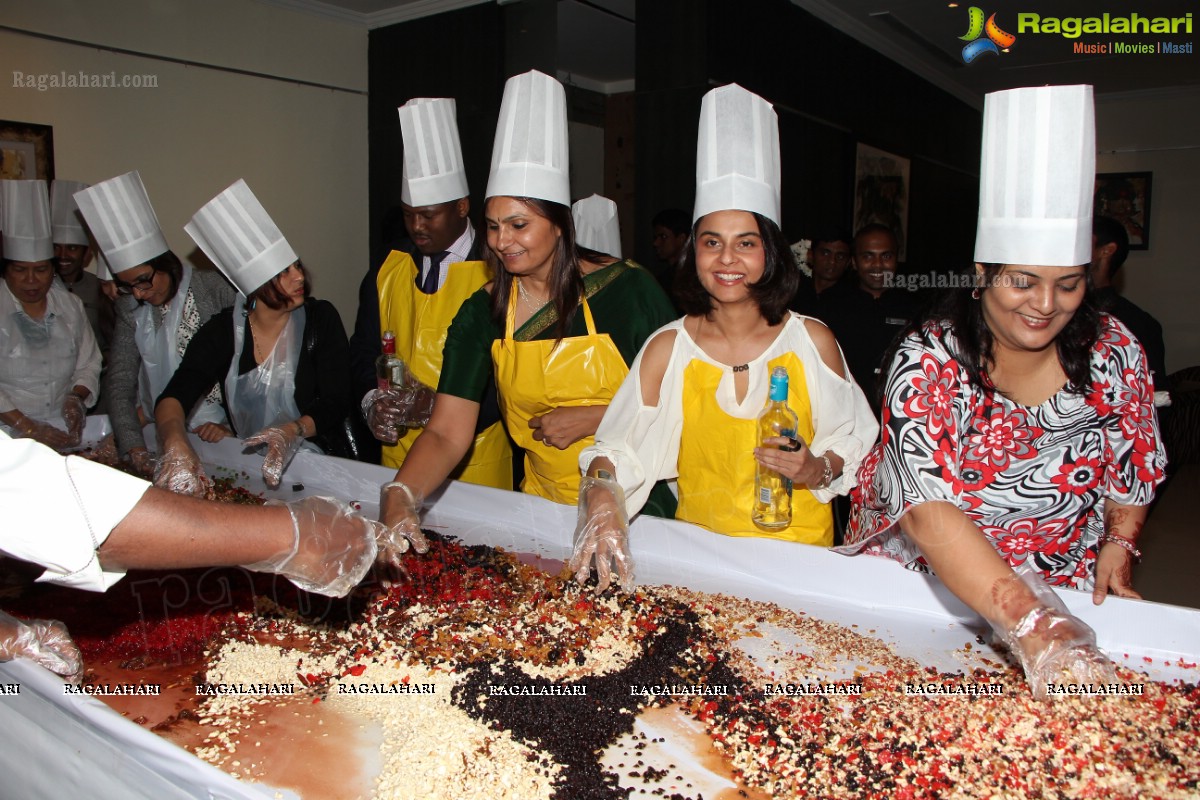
(74, 171, 169, 274)
(693, 84, 781, 227)
(486, 70, 570, 206)
(50, 179, 91, 246)
(185, 179, 298, 297)
(399, 98, 470, 208)
(974, 85, 1095, 267)
(1, 179, 54, 262)
(572, 194, 622, 257)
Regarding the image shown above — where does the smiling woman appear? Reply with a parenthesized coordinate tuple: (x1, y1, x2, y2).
(841, 85, 1167, 701)
(376, 70, 678, 572)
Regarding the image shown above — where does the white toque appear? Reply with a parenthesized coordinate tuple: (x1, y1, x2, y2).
(974, 85, 1095, 267)
(74, 171, 169, 273)
(399, 98, 470, 207)
(486, 70, 570, 206)
(693, 84, 781, 226)
(185, 179, 298, 297)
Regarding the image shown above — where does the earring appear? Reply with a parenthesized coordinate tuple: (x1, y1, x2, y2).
(971, 287, 981, 300)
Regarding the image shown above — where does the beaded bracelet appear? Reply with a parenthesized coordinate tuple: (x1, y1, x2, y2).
(1101, 533, 1142, 562)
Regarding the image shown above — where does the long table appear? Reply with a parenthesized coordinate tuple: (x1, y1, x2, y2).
(2, 421, 1197, 798)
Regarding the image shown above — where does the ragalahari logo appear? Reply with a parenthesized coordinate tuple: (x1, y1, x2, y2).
(959, 7, 1017, 63)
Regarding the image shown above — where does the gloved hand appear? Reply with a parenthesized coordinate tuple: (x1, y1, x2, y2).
(362, 389, 407, 445)
(12, 415, 78, 452)
(393, 380, 436, 428)
(0, 610, 83, 684)
(243, 423, 305, 489)
(378, 481, 430, 569)
(568, 476, 633, 593)
(90, 433, 120, 466)
(242, 496, 382, 598)
(128, 447, 157, 478)
(991, 565, 1116, 701)
(153, 439, 212, 498)
(61, 393, 87, 446)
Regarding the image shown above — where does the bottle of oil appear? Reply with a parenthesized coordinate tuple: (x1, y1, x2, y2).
(753, 366, 800, 530)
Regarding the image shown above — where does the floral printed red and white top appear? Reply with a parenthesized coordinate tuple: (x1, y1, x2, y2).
(840, 314, 1166, 590)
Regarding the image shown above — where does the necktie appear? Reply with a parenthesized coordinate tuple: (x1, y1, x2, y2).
(417, 252, 449, 294)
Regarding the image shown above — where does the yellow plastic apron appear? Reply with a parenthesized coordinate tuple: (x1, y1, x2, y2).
(676, 352, 832, 545)
(491, 284, 628, 505)
(377, 250, 512, 489)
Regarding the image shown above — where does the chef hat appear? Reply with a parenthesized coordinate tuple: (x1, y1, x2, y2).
(693, 84, 781, 227)
(185, 179, 298, 297)
(50, 179, 92, 246)
(572, 194, 622, 257)
(974, 85, 1095, 267)
(1, 180, 54, 262)
(399, 98, 470, 208)
(93, 249, 113, 281)
(74, 171, 169, 273)
(486, 70, 570, 206)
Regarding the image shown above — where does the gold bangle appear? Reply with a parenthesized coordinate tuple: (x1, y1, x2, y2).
(1101, 533, 1142, 562)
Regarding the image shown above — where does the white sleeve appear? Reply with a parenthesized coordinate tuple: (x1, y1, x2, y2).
(580, 325, 685, 517)
(0, 433, 150, 590)
(795, 321, 881, 503)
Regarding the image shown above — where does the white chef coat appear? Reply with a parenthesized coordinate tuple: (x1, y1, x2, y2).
(0, 431, 149, 590)
(0, 281, 101, 434)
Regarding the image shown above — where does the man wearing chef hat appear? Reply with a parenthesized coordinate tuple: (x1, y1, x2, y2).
(843, 85, 1166, 699)
(50, 180, 115, 399)
(363, 97, 513, 489)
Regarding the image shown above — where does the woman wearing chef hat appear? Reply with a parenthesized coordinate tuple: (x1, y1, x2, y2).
(149, 179, 354, 495)
(75, 172, 236, 476)
(376, 70, 677, 561)
(841, 86, 1166, 699)
(569, 85, 878, 591)
(0, 180, 102, 451)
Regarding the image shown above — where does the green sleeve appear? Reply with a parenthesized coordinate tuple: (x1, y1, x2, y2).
(436, 288, 499, 402)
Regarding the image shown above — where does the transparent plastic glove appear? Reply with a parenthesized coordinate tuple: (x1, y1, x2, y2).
(991, 566, 1116, 701)
(568, 476, 633, 593)
(243, 423, 305, 489)
(243, 496, 382, 597)
(61, 394, 87, 446)
(362, 389, 407, 445)
(13, 415, 78, 452)
(0, 610, 83, 684)
(378, 481, 430, 568)
(128, 447, 157, 478)
(91, 433, 119, 465)
(153, 439, 212, 498)
(394, 380, 436, 428)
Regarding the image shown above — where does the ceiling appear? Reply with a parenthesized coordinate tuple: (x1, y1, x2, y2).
(271, 0, 1200, 104)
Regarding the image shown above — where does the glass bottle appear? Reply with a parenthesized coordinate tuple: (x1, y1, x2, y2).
(753, 366, 800, 530)
(376, 330, 407, 390)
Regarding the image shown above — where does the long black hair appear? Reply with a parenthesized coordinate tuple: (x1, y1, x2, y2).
(674, 211, 798, 325)
(485, 197, 607, 341)
(903, 263, 1101, 398)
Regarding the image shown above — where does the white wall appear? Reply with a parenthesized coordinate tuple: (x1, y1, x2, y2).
(1096, 87, 1200, 374)
(0, 0, 368, 330)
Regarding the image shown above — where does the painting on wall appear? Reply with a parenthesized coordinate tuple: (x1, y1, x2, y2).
(1094, 172, 1152, 250)
(853, 143, 910, 261)
(0, 120, 55, 181)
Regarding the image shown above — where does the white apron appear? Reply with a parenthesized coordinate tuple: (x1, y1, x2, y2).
(224, 296, 321, 454)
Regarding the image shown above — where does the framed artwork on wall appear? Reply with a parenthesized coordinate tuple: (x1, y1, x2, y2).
(0, 120, 55, 181)
(853, 143, 910, 261)
(1094, 171, 1152, 250)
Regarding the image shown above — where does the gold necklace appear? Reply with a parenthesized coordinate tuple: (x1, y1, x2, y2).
(247, 315, 266, 362)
